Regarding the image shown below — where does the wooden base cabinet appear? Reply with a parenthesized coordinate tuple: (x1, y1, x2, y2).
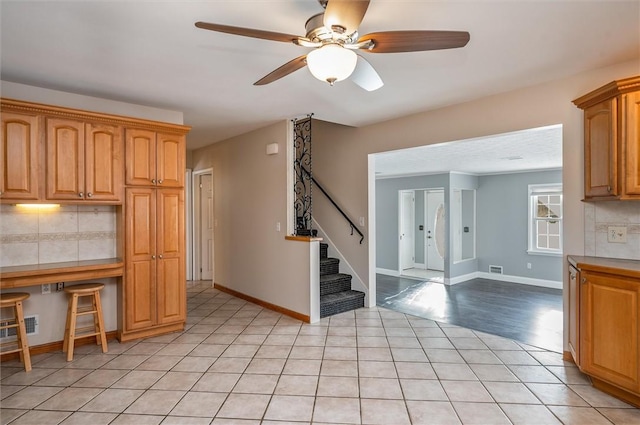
(122, 187, 185, 340)
(568, 265, 580, 363)
(568, 256, 640, 407)
(580, 270, 640, 394)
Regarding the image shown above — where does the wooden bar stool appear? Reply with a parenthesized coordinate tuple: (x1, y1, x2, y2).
(0, 292, 32, 372)
(63, 283, 108, 361)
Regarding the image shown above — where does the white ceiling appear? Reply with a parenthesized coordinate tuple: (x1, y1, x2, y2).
(1, 1, 639, 151)
(374, 124, 562, 178)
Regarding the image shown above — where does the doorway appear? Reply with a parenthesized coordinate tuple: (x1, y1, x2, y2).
(398, 188, 445, 280)
(192, 169, 214, 282)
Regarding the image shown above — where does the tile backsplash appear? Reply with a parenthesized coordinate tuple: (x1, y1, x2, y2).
(584, 201, 640, 260)
(0, 204, 117, 267)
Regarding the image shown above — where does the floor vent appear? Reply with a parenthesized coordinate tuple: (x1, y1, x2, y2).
(0, 315, 39, 340)
(489, 265, 504, 274)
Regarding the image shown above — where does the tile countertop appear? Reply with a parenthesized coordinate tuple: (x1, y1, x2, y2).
(568, 255, 640, 279)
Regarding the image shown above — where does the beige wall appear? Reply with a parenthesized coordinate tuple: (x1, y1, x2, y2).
(190, 121, 315, 317)
(309, 60, 639, 350)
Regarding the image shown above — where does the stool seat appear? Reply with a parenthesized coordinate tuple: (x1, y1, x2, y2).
(64, 282, 105, 295)
(0, 292, 32, 372)
(63, 283, 107, 361)
(0, 292, 30, 305)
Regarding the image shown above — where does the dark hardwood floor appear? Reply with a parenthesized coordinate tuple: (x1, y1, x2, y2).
(376, 274, 563, 353)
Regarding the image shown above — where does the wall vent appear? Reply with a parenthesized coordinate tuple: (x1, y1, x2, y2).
(489, 265, 504, 274)
(0, 315, 39, 340)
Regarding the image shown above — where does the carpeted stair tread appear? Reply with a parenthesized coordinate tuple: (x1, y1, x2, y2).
(320, 243, 328, 260)
(320, 258, 340, 276)
(320, 273, 352, 296)
(320, 290, 365, 318)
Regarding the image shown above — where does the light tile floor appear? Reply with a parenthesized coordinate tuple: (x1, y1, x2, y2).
(1, 281, 639, 424)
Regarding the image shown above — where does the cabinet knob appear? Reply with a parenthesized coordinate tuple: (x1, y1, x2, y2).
(159, 254, 163, 259)
(582, 277, 586, 284)
(78, 192, 84, 198)
(151, 255, 156, 260)
(151, 179, 156, 184)
(87, 192, 93, 198)
(158, 179, 163, 185)
(607, 186, 611, 192)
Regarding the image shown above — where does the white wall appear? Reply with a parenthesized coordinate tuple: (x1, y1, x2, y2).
(0, 82, 184, 346)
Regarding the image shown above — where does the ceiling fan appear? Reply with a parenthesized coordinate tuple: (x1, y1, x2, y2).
(195, 0, 470, 91)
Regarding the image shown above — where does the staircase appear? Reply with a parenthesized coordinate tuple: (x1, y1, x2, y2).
(319, 242, 365, 318)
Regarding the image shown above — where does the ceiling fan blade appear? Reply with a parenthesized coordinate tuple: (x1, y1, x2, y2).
(254, 55, 308, 86)
(195, 21, 301, 44)
(358, 30, 470, 53)
(324, 0, 370, 35)
(351, 55, 383, 91)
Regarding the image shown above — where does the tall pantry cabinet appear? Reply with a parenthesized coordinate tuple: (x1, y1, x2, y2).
(121, 128, 188, 341)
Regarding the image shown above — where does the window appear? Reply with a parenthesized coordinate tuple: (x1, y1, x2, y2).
(528, 184, 562, 255)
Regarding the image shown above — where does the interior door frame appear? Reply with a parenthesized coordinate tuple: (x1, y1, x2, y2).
(398, 190, 415, 274)
(191, 168, 214, 283)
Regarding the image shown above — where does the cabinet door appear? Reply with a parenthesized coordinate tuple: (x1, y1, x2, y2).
(156, 188, 186, 324)
(125, 128, 156, 186)
(584, 99, 618, 198)
(85, 123, 123, 202)
(156, 133, 185, 188)
(46, 118, 85, 200)
(1, 112, 40, 200)
(581, 271, 640, 392)
(125, 188, 157, 331)
(568, 265, 580, 364)
(623, 91, 640, 195)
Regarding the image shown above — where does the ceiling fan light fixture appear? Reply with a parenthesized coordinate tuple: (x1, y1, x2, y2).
(306, 44, 357, 85)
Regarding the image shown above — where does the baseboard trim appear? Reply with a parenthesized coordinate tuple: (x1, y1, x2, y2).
(214, 283, 310, 323)
(445, 272, 480, 285)
(376, 268, 400, 277)
(591, 376, 640, 408)
(562, 351, 575, 363)
(477, 272, 562, 290)
(0, 330, 118, 362)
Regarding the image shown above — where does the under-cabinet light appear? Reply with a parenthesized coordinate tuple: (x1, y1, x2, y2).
(15, 204, 61, 210)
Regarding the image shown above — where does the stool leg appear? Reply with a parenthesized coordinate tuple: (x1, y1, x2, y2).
(94, 291, 108, 353)
(15, 301, 31, 372)
(66, 294, 79, 362)
(63, 294, 73, 354)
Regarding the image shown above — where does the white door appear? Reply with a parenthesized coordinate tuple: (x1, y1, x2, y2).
(426, 190, 445, 271)
(399, 191, 415, 270)
(199, 174, 214, 280)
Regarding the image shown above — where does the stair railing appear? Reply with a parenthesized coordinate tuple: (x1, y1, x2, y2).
(302, 167, 364, 244)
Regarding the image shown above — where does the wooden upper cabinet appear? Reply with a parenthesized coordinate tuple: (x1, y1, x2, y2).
(157, 133, 185, 188)
(85, 123, 123, 201)
(584, 99, 617, 197)
(624, 91, 640, 195)
(126, 129, 185, 187)
(125, 129, 156, 186)
(46, 118, 85, 200)
(574, 75, 640, 200)
(580, 270, 640, 393)
(1, 112, 40, 200)
(46, 118, 123, 202)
